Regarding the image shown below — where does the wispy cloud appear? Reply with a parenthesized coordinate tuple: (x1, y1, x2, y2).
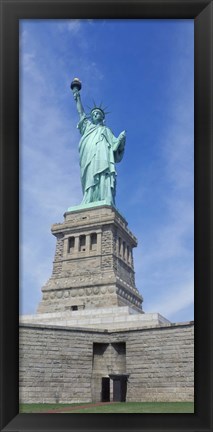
(58, 19, 82, 34)
(147, 279, 194, 320)
(132, 29, 194, 319)
(19, 24, 84, 313)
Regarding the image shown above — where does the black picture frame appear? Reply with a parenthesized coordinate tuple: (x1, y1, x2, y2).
(0, 0, 212, 431)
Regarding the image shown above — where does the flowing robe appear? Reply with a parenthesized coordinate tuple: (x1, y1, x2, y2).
(77, 115, 125, 205)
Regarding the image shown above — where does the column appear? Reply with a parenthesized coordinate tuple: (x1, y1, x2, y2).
(63, 238, 69, 256)
(74, 235, 79, 253)
(97, 231, 102, 254)
(86, 234, 90, 253)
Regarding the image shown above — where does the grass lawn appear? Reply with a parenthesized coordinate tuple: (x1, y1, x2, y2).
(19, 403, 89, 413)
(20, 402, 194, 414)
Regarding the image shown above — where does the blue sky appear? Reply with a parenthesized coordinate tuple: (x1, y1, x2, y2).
(19, 19, 194, 322)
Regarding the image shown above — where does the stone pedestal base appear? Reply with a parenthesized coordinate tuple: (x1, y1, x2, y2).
(37, 205, 143, 314)
(21, 306, 170, 331)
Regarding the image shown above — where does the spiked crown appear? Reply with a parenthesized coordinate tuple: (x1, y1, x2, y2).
(88, 100, 110, 119)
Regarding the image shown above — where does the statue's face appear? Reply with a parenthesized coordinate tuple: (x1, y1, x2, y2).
(91, 110, 104, 125)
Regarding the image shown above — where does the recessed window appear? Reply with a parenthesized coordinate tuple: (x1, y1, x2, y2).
(71, 305, 78, 311)
(79, 235, 86, 251)
(68, 236, 75, 253)
(127, 246, 130, 262)
(123, 241, 126, 259)
(90, 233, 97, 251)
(118, 237, 122, 255)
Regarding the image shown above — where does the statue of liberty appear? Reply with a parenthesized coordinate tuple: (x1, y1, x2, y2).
(71, 78, 126, 206)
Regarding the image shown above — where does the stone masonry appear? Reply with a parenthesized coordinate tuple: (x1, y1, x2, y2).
(37, 205, 143, 314)
(19, 321, 194, 403)
(20, 204, 194, 404)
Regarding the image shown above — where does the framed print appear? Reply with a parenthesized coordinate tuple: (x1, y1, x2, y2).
(0, 1, 212, 432)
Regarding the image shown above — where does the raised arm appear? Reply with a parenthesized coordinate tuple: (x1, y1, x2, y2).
(71, 78, 85, 119)
(73, 90, 85, 119)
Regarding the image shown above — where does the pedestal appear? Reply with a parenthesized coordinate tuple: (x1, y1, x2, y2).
(37, 205, 143, 314)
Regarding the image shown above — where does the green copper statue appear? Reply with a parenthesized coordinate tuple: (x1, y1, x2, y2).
(71, 78, 126, 206)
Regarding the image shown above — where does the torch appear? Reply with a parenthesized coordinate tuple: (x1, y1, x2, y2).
(70, 77, 82, 96)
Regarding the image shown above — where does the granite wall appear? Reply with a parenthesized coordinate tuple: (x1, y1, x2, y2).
(19, 322, 194, 403)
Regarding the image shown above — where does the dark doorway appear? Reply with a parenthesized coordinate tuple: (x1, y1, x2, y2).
(113, 379, 121, 402)
(111, 375, 128, 402)
(101, 377, 110, 402)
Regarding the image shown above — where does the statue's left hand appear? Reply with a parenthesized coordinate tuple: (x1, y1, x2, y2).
(118, 130, 126, 148)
